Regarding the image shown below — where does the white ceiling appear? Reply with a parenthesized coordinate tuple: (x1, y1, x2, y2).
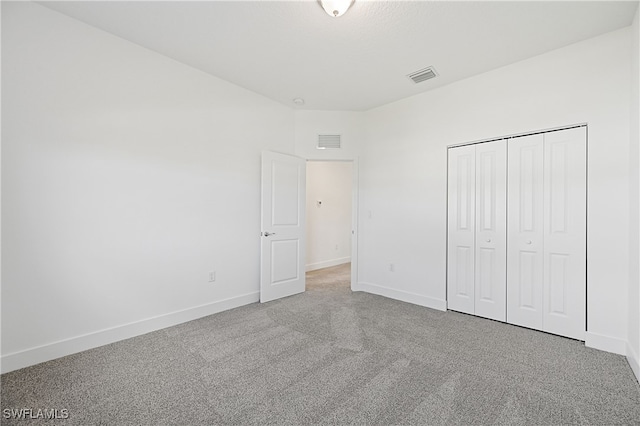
(39, 1, 638, 111)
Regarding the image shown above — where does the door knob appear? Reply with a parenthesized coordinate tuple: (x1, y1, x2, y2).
(263, 232, 276, 237)
(526, 240, 532, 244)
(486, 239, 491, 243)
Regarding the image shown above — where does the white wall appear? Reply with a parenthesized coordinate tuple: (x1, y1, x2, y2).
(628, 5, 640, 381)
(357, 27, 632, 354)
(1, 2, 294, 372)
(306, 162, 353, 271)
(0, 0, 4, 362)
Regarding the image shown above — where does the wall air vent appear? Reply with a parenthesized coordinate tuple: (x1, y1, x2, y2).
(317, 134, 341, 149)
(407, 66, 438, 84)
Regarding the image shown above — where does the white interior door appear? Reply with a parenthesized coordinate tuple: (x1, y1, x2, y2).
(474, 140, 507, 322)
(447, 145, 476, 315)
(260, 151, 306, 303)
(542, 127, 586, 340)
(507, 134, 545, 330)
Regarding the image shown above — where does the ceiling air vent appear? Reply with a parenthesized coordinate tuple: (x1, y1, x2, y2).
(317, 134, 341, 149)
(407, 66, 438, 84)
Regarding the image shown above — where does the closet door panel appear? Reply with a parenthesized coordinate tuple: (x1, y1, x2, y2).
(447, 145, 475, 315)
(507, 134, 544, 330)
(543, 127, 586, 340)
(474, 140, 507, 322)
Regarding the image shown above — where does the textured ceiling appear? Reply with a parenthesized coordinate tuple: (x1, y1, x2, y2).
(39, 1, 638, 111)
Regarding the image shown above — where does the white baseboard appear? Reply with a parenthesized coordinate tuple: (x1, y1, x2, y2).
(627, 343, 640, 383)
(354, 281, 447, 311)
(585, 331, 627, 355)
(1, 292, 259, 374)
(306, 257, 351, 272)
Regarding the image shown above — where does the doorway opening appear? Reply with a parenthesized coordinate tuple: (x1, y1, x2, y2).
(305, 160, 357, 290)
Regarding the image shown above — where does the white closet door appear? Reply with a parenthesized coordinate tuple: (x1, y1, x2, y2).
(447, 145, 476, 315)
(542, 127, 586, 340)
(474, 140, 507, 322)
(507, 134, 545, 330)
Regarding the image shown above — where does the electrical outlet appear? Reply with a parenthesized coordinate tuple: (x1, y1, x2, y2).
(208, 271, 216, 282)
(389, 263, 395, 272)
(335, 244, 339, 251)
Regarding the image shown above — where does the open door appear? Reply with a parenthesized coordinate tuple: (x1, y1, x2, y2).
(260, 151, 306, 303)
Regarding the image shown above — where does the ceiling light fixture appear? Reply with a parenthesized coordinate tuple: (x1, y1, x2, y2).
(293, 98, 305, 106)
(318, 0, 355, 17)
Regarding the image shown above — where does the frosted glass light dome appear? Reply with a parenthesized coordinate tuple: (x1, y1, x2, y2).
(318, 0, 355, 17)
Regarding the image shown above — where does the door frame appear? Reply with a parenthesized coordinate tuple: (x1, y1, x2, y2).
(305, 158, 359, 291)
